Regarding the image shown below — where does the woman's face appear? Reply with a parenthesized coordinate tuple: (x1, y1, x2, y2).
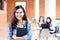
(15, 8, 24, 20)
(46, 19, 50, 23)
(40, 17, 43, 21)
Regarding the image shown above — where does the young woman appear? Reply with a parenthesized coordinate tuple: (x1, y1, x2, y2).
(36, 16, 45, 40)
(46, 17, 52, 28)
(40, 17, 52, 40)
(38, 16, 45, 28)
(7, 5, 32, 40)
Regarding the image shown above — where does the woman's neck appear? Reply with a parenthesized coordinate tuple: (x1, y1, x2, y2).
(17, 19, 23, 27)
(18, 19, 22, 23)
(46, 22, 50, 24)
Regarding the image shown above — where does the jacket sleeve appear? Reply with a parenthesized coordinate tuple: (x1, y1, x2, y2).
(7, 23, 12, 40)
(23, 22, 32, 40)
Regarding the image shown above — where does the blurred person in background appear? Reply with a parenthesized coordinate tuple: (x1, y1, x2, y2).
(40, 17, 52, 40)
(36, 16, 45, 40)
(31, 18, 40, 40)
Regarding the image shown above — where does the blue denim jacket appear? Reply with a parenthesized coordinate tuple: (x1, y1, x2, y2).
(7, 20, 32, 40)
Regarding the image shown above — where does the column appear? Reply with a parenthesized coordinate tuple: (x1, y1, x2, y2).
(34, 0, 39, 21)
(45, 0, 56, 30)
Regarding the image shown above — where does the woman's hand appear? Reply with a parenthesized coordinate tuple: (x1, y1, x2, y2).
(12, 35, 17, 39)
(12, 35, 25, 40)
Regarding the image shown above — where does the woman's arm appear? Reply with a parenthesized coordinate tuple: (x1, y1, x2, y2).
(7, 23, 12, 40)
(23, 22, 32, 40)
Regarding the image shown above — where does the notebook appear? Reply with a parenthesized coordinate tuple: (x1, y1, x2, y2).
(16, 27, 28, 37)
(41, 24, 50, 29)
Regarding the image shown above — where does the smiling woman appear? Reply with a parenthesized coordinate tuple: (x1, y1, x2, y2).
(7, 5, 32, 40)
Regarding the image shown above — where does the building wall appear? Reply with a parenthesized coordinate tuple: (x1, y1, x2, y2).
(0, 0, 7, 27)
(40, 0, 45, 17)
(56, 0, 60, 18)
(7, 0, 60, 22)
(0, 0, 7, 40)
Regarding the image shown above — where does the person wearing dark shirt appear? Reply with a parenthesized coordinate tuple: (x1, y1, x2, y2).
(7, 5, 32, 40)
(40, 17, 52, 40)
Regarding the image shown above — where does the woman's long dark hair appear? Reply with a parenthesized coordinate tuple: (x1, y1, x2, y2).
(39, 16, 45, 23)
(11, 5, 27, 29)
(46, 17, 52, 24)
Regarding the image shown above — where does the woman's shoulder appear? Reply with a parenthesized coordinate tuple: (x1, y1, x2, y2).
(8, 22, 12, 28)
(23, 20, 31, 24)
(23, 20, 31, 27)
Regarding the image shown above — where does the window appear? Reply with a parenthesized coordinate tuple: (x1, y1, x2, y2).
(0, 0, 2, 10)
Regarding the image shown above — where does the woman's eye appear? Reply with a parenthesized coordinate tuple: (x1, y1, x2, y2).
(20, 12, 22, 13)
(16, 12, 22, 14)
(16, 12, 19, 14)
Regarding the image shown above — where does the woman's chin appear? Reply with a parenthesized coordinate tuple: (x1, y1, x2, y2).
(17, 18, 22, 20)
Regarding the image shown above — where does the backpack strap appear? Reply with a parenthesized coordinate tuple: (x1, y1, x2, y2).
(26, 21, 28, 29)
